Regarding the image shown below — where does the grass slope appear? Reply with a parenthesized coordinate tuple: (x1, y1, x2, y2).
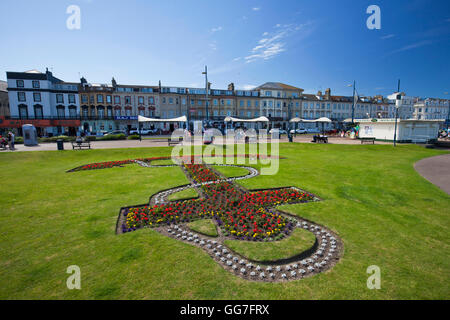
(167, 188, 199, 201)
(0, 144, 448, 299)
(225, 228, 316, 262)
(187, 219, 218, 237)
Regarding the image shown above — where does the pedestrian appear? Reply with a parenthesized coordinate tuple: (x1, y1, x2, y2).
(8, 131, 15, 150)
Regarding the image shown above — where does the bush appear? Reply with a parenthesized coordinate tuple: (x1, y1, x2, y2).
(15, 137, 24, 144)
(84, 136, 97, 142)
(98, 134, 126, 141)
(38, 135, 75, 143)
(127, 135, 140, 140)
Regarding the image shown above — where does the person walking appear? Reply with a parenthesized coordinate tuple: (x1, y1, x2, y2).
(8, 131, 15, 151)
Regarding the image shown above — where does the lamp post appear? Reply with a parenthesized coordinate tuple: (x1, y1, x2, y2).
(202, 66, 209, 125)
(393, 94, 402, 147)
(445, 92, 450, 131)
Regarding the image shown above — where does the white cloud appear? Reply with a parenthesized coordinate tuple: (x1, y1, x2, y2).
(252, 7, 260, 11)
(381, 34, 395, 40)
(244, 23, 314, 63)
(240, 84, 257, 90)
(232, 57, 242, 61)
(388, 40, 433, 55)
(211, 26, 223, 33)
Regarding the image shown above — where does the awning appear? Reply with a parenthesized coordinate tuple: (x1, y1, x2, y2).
(224, 116, 269, 123)
(138, 115, 187, 123)
(290, 117, 332, 123)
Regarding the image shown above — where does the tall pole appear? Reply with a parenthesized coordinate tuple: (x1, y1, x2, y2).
(393, 80, 401, 147)
(203, 66, 209, 124)
(351, 80, 356, 124)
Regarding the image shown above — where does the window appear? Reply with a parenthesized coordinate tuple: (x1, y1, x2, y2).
(162, 97, 166, 104)
(181, 98, 186, 105)
(33, 93, 41, 102)
(247, 101, 251, 107)
(149, 97, 155, 104)
(115, 109, 121, 116)
(69, 106, 77, 117)
(240, 100, 244, 107)
(107, 107, 113, 117)
(19, 105, 28, 118)
(18, 92, 26, 102)
(126, 109, 131, 116)
(247, 111, 251, 117)
(125, 96, 131, 104)
(68, 94, 76, 104)
(114, 96, 121, 104)
(226, 100, 231, 106)
(106, 95, 112, 104)
(97, 94, 104, 103)
(16, 80, 24, 88)
(57, 106, 65, 118)
(82, 95, 88, 103)
(34, 105, 43, 118)
(32, 81, 40, 89)
(265, 91, 272, 97)
(255, 101, 259, 107)
(138, 96, 144, 104)
(213, 99, 218, 106)
(56, 94, 64, 104)
(169, 97, 174, 104)
(198, 100, 202, 106)
(98, 107, 105, 118)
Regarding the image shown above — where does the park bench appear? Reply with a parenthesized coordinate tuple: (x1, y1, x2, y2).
(360, 137, 376, 144)
(71, 141, 91, 150)
(312, 135, 328, 143)
(168, 137, 183, 146)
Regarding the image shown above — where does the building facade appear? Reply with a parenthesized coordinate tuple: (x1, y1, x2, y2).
(3, 69, 80, 136)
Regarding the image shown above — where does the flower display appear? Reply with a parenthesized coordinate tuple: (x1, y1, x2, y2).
(124, 162, 315, 240)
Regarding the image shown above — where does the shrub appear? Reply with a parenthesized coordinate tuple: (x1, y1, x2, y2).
(38, 135, 75, 143)
(98, 134, 126, 141)
(15, 136, 24, 144)
(127, 134, 140, 140)
(84, 136, 97, 142)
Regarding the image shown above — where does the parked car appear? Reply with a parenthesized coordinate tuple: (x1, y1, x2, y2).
(269, 128, 286, 134)
(306, 128, 321, 134)
(105, 130, 127, 136)
(290, 128, 307, 134)
(130, 129, 151, 135)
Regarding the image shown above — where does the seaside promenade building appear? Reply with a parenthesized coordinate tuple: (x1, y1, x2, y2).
(3, 68, 448, 136)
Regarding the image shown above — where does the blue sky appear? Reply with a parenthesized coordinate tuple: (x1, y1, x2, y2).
(0, 0, 449, 98)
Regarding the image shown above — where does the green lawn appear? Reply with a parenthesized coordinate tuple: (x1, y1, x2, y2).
(0, 144, 449, 299)
(167, 188, 199, 201)
(212, 165, 250, 178)
(187, 219, 218, 237)
(225, 228, 316, 262)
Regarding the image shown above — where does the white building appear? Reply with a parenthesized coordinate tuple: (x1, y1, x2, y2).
(413, 98, 449, 124)
(6, 69, 80, 136)
(358, 118, 442, 143)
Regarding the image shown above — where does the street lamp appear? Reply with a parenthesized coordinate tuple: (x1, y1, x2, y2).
(388, 93, 402, 147)
(202, 66, 209, 124)
(445, 92, 450, 131)
(347, 81, 357, 124)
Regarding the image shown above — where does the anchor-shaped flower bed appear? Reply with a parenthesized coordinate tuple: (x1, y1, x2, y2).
(69, 156, 342, 282)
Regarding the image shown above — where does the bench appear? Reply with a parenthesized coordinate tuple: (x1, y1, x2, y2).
(360, 137, 376, 144)
(71, 141, 91, 150)
(168, 137, 183, 146)
(312, 135, 328, 143)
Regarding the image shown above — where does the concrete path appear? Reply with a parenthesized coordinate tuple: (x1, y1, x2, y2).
(415, 154, 450, 195)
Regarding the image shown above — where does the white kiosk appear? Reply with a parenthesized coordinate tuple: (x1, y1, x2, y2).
(22, 124, 38, 146)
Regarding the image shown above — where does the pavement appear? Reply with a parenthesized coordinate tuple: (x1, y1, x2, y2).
(0, 136, 394, 153)
(415, 154, 450, 195)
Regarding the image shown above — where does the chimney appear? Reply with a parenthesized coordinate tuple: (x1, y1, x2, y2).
(112, 77, 117, 88)
(228, 83, 235, 91)
(317, 90, 322, 97)
(208, 82, 212, 90)
(325, 88, 331, 100)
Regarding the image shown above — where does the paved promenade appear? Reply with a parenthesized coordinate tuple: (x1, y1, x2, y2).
(415, 154, 450, 195)
(0, 136, 393, 153)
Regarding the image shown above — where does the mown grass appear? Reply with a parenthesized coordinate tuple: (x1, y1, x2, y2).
(225, 228, 316, 262)
(167, 188, 199, 201)
(212, 165, 250, 178)
(0, 144, 449, 299)
(187, 219, 218, 237)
